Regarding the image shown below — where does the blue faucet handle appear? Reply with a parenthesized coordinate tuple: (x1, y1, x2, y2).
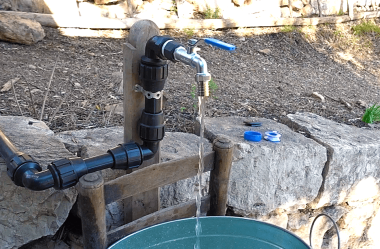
(204, 38, 236, 51)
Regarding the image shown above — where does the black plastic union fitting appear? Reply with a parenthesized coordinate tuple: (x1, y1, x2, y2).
(144, 36, 183, 62)
(139, 56, 168, 93)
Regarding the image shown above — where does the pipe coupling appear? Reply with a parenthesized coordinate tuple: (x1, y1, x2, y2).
(195, 73, 211, 97)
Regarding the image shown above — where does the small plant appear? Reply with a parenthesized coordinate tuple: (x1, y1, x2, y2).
(281, 25, 296, 33)
(180, 107, 186, 112)
(337, 9, 345, 16)
(333, 30, 343, 37)
(204, 6, 221, 19)
(352, 21, 380, 36)
(208, 78, 218, 98)
(362, 104, 380, 124)
(170, 0, 177, 14)
(190, 84, 197, 99)
(183, 28, 194, 37)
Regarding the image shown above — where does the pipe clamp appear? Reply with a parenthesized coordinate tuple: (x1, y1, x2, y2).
(134, 85, 163, 99)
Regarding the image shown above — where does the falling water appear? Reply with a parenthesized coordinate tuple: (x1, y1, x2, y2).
(194, 96, 206, 249)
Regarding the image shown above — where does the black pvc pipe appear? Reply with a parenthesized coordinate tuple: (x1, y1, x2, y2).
(0, 129, 19, 162)
(145, 98, 162, 114)
(85, 153, 115, 173)
(22, 169, 55, 191)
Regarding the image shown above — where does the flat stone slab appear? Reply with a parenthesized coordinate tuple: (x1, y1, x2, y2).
(0, 117, 77, 249)
(203, 116, 327, 216)
(286, 112, 380, 208)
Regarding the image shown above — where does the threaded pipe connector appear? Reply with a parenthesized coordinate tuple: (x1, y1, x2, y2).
(195, 73, 211, 97)
(198, 81, 209, 97)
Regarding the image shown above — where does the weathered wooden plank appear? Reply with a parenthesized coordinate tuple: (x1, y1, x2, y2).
(107, 196, 210, 246)
(208, 137, 234, 216)
(123, 20, 161, 222)
(2, 11, 380, 30)
(104, 151, 215, 205)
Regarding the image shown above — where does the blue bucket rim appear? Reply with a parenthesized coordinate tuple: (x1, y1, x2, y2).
(108, 216, 311, 249)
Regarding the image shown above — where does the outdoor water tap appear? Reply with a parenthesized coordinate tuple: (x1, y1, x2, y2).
(172, 38, 235, 97)
(142, 36, 235, 97)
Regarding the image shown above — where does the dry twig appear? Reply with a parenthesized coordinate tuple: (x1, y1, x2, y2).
(49, 91, 70, 124)
(40, 58, 58, 121)
(21, 74, 37, 118)
(11, 78, 23, 116)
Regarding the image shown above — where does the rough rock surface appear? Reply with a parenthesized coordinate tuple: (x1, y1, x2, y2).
(202, 116, 327, 216)
(0, 12, 45, 45)
(286, 112, 380, 208)
(56, 127, 127, 231)
(160, 132, 212, 208)
(0, 117, 77, 249)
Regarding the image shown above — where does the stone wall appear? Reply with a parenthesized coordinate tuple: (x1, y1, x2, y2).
(0, 0, 379, 20)
(1, 113, 380, 248)
(201, 113, 380, 249)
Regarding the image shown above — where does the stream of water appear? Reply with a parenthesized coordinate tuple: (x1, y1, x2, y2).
(194, 96, 206, 249)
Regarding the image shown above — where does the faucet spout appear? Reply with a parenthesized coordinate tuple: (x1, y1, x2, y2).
(172, 46, 211, 97)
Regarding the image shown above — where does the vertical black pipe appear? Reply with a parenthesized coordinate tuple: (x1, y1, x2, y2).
(144, 98, 162, 114)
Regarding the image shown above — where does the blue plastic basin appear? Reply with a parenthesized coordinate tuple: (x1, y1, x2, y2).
(108, 216, 311, 249)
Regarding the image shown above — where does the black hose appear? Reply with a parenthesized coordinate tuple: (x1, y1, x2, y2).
(309, 213, 340, 249)
(0, 127, 155, 191)
(0, 129, 18, 161)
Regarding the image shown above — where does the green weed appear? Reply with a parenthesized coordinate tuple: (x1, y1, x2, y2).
(333, 30, 343, 37)
(337, 9, 345, 16)
(170, 0, 177, 14)
(184, 28, 194, 37)
(204, 7, 221, 19)
(180, 107, 186, 112)
(362, 104, 380, 124)
(352, 21, 380, 36)
(281, 25, 296, 33)
(208, 78, 218, 98)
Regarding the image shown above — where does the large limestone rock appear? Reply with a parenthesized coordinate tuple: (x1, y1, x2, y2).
(286, 112, 380, 208)
(202, 116, 327, 216)
(160, 132, 212, 208)
(56, 127, 127, 231)
(310, 0, 348, 15)
(1, 0, 79, 15)
(0, 117, 77, 249)
(0, 12, 45, 45)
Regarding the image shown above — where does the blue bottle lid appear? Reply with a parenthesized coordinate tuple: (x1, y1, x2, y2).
(244, 131, 262, 142)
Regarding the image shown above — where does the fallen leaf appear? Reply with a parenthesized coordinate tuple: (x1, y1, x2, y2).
(1, 78, 20, 92)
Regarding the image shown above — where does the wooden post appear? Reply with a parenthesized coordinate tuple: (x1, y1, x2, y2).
(123, 20, 161, 222)
(288, 0, 293, 17)
(348, 0, 354, 20)
(78, 173, 107, 249)
(208, 136, 234, 216)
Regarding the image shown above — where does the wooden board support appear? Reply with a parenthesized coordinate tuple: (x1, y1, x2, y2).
(104, 151, 215, 205)
(123, 20, 161, 222)
(2, 11, 380, 30)
(107, 196, 210, 246)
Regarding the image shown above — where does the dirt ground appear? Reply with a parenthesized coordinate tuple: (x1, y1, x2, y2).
(1, 20, 380, 135)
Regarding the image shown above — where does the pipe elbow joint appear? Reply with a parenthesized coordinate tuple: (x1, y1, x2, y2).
(22, 169, 55, 191)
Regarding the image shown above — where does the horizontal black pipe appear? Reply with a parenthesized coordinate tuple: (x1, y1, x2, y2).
(0, 129, 155, 191)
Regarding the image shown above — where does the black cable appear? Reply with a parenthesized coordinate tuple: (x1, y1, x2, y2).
(309, 213, 340, 249)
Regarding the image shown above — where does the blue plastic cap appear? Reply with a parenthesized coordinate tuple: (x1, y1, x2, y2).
(204, 38, 236, 51)
(244, 131, 262, 142)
